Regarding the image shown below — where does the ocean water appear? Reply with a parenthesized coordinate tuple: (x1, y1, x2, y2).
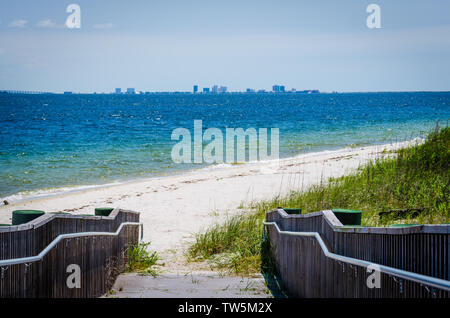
(0, 92, 449, 202)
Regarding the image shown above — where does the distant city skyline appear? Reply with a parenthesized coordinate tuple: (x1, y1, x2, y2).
(1, 0, 450, 93)
(1, 84, 323, 95)
(6, 84, 450, 95)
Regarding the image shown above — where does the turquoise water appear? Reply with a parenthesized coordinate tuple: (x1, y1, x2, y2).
(0, 92, 448, 201)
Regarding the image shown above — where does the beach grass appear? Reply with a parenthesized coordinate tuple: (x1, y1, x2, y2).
(187, 212, 264, 274)
(127, 242, 159, 276)
(187, 126, 450, 274)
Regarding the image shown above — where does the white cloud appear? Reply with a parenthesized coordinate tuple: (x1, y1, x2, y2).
(9, 19, 27, 28)
(37, 19, 56, 28)
(93, 23, 114, 30)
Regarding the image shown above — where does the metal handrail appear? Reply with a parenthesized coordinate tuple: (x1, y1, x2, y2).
(0, 222, 143, 266)
(263, 221, 450, 292)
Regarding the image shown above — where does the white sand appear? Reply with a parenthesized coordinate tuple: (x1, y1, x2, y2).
(0, 141, 419, 259)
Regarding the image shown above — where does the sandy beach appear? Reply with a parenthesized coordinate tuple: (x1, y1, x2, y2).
(0, 140, 419, 264)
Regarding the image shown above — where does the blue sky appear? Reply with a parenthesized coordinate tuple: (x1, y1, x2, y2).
(0, 0, 449, 93)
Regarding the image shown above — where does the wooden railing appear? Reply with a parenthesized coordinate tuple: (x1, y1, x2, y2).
(265, 208, 450, 298)
(0, 208, 140, 298)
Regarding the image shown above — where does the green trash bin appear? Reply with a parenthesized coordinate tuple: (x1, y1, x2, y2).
(0, 224, 11, 227)
(332, 209, 362, 226)
(94, 207, 114, 216)
(12, 210, 45, 225)
(283, 208, 302, 215)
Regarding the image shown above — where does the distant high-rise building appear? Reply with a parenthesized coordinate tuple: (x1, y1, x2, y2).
(203, 87, 210, 93)
(193, 85, 198, 94)
(115, 88, 122, 94)
(126, 88, 135, 94)
(218, 86, 227, 93)
(211, 85, 218, 94)
(246, 88, 255, 93)
(272, 85, 285, 92)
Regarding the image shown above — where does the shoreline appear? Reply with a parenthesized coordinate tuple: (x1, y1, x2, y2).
(0, 139, 422, 259)
(0, 138, 421, 206)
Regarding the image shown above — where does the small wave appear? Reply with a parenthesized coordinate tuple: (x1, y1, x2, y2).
(1, 181, 122, 205)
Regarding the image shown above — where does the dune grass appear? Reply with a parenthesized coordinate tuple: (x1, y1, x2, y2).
(127, 242, 159, 276)
(188, 126, 450, 274)
(255, 125, 449, 226)
(187, 212, 264, 274)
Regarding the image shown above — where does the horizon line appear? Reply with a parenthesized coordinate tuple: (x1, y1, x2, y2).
(2, 89, 450, 95)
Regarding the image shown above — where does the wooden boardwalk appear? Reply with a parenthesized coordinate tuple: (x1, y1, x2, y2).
(0, 208, 140, 298)
(265, 208, 450, 298)
(107, 272, 272, 298)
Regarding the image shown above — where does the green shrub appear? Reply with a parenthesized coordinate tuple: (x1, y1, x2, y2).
(127, 242, 159, 275)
